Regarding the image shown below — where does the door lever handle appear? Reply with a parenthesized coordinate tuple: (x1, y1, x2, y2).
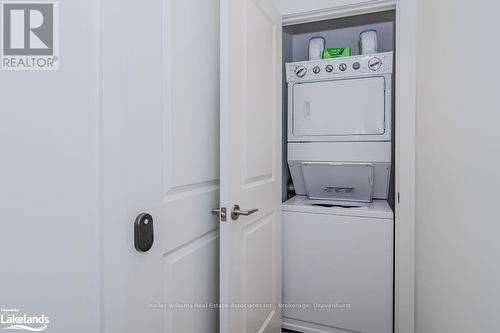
(231, 204, 258, 221)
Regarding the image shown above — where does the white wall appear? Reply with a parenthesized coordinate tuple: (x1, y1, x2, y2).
(0, 1, 100, 332)
(416, 0, 500, 331)
(274, 0, 380, 16)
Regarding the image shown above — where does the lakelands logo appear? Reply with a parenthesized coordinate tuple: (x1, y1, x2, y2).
(1, 309, 49, 331)
(1, 1, 59, 70)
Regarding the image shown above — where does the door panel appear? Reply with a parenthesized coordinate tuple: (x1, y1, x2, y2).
(167, 0, 220, 190)
(163, 231, 220, 332)
(242, 0, 276, 184)
(162, 0, 220, 195)
(220, 0, 282, 332)
(102, 0, 220, 332)
(242, 214, 276, 333)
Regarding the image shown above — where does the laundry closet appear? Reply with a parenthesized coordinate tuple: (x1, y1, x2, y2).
(280, 10, 396, 333)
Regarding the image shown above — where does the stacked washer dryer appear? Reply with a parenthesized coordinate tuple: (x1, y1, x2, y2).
(282, 52, 394, 333)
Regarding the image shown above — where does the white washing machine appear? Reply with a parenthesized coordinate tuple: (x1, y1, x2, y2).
(283, 53, 394, 333)
(282, 196, 393, 333)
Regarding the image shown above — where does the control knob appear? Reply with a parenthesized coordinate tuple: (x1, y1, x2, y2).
(313, 66, 321, 74)
(368, 57, 382, 71)
(339, 63, 347, 71)
(325, 64, 333, 73)
(295, 65, 307, 78)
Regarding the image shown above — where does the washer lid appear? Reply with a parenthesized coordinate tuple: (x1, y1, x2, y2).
(282, 196, 393, 219)
(301, 162, 374, 202)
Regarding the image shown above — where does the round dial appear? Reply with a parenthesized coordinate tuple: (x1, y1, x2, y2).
(295, 65, 307, 77)
(353, 62, 361, 70)
(368, 57, 382, 71)
(325, 64, 333, 73)
(339, 63, 347, 71)
(313, 66, 321, 74)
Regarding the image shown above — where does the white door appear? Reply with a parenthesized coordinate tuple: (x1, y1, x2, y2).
(219, 0, 282, 332)
(101, 0, 221, 332)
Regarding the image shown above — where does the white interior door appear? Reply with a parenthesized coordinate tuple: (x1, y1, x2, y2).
(101, 0, 221, 332)
(219, 0, 282, 332)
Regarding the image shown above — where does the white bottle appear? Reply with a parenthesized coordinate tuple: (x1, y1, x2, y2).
(309, 36, 325, 60)
(359, 30, 378, 54)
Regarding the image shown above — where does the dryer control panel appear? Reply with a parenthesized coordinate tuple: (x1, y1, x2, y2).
(286, 52, 393, 83)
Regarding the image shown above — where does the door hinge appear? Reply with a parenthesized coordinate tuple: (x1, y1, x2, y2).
(397, 192, 400, 203)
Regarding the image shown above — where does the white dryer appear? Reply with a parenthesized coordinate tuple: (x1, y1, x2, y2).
(286, 52, 393, 143)
(286, 52, 393, 203)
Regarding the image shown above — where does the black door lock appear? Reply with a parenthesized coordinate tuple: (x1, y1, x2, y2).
(134, 213, 154, 252)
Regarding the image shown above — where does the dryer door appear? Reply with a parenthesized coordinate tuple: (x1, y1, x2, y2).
(291, 76, 388, 141)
